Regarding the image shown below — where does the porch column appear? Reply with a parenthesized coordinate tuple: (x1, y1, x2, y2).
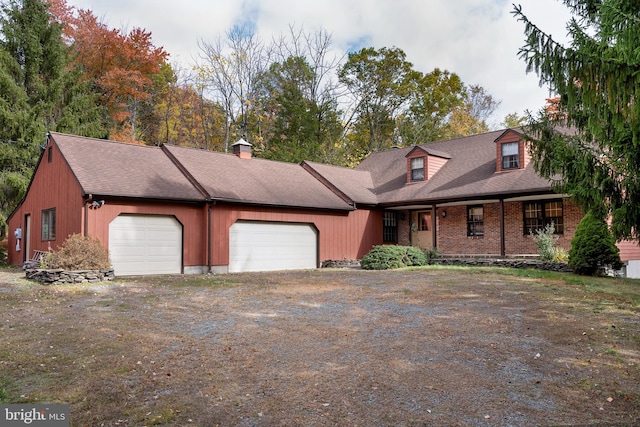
(432, 204, 437, 249)
(499, 198, 505, 257)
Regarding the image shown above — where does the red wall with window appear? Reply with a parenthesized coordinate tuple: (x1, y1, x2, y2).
(7, 141, 84, 264)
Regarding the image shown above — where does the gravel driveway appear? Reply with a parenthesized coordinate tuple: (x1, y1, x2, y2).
(0, 267, 639, 426)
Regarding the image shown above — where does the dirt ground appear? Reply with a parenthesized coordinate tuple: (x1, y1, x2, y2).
(1, 266, 639, 426)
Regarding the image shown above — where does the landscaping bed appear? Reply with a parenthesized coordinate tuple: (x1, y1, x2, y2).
(0, 266, 639, 426)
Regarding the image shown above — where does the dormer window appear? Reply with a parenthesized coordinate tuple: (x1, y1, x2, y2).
(405, 146, 449, 184)
(410, 157, 425, 181)
(501, 142, 519, 170)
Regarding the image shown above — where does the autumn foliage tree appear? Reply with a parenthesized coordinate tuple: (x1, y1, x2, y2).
(60, 5, 168, 142)
(0, 0, 103, 226)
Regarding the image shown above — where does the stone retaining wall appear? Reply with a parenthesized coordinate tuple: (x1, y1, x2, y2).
(322, 258, 573, 273)
(25, 268, 115, 285)
(431, 257, 573, 272)
(321, 259, 362, 268)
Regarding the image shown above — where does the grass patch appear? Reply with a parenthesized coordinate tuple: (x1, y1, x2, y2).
(419, 265, 640, 308)
(139, 274, 242, 288)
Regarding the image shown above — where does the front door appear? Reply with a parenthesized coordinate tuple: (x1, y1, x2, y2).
(411, 210, 433, 250)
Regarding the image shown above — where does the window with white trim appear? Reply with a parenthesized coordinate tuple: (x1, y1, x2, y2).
(501, 142, 519, 169)
(410, 157, 425, 181)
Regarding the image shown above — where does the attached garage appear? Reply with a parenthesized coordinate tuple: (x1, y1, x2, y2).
(229, 221, 318, 273)
(109, 215, 182, 276)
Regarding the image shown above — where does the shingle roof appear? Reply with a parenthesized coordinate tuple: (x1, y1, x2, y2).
(163, 145, 354, 210)
(49, 128, 557, 211)
(50, 132, 206, 201)
(356, 129, 554, 205)
(301, 161, 378, 205)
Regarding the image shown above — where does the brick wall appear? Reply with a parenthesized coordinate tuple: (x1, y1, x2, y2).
(504, 199, 582, 255)
(438, 204, 501, 256)
(398, 210, 411, 246)
(436, 198, 583, 257)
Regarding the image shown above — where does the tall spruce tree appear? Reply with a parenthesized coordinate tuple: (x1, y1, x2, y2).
(513, 1, 640, 240)
(0, 0, 104, 225)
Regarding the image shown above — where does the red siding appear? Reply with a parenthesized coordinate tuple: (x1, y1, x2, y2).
(427, 156, 448, 179)
(617, 240, 640, 262)
(7, 142, 84, 265)
(86, 201, 207, 269)
(210, 204, 381, 267)
(8, 137, 380, 272)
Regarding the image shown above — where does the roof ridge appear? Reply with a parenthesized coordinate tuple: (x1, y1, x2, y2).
(161, 145, 210, 200)
(48, 131, 164, 150)
(300, 161, 355, 207)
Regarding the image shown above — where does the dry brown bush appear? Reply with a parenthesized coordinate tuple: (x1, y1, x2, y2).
(47, 234, 111, 270)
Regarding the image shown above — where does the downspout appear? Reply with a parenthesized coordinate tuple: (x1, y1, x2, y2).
(207, 201, 216, 273)
(499, 198, 505, 257)
(84, 194, 92, 237)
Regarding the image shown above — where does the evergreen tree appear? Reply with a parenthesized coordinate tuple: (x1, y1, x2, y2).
(513, 1, 640, 240)
(256, 56, 342, 163)
(0, 0, 104, 224)
(569, 212, 623, 276)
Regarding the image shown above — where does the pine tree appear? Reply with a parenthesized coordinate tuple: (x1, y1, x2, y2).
(569, 212, 623, 276)
(513, 1, 640, 240)
(0, 0, 104, 223)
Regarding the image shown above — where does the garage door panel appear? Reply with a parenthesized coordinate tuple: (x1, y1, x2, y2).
(229, 221, 317, 273)
(109, 215, 182, 276)
(147, 246, 179, 256)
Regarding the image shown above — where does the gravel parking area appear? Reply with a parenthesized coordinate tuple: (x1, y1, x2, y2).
(1, 267, 639, 426)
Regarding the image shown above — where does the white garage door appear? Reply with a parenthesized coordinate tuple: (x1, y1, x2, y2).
(229, 221, 317, 273)
(109, 215, 182, 276)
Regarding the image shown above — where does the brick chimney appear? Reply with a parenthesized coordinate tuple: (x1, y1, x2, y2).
(232, 138, 252, 159)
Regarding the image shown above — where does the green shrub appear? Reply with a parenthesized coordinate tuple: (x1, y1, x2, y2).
(569, 212, 623, 276)
(425, 247, 440, 262)
(530, 222, 559, 261)
(361, 245, 427, 270)
(0, 242, 7, 266)
(46, 234, 111, 270)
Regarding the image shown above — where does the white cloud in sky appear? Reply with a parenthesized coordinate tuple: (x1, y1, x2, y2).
(68, 0, 573, 128)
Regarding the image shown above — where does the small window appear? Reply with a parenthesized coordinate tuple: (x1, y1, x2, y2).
(501, 142, 519, 169)
(417, 211, 430, 231)
(410, 157, 425, 181)
(467, 206, 484, 237)
(524, 200, 563, 234)
(383, 211, 398, 243)
(42, 208, 56, 241)
(47, 146, 53, 163)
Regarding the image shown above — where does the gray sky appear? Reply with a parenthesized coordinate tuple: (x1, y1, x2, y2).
(67, 0, 572, 128)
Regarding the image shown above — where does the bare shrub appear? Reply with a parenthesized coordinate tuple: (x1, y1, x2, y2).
(48, 234, 111, 270)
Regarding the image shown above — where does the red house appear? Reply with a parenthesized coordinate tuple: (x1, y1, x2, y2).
(6, 129, 638, 276)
